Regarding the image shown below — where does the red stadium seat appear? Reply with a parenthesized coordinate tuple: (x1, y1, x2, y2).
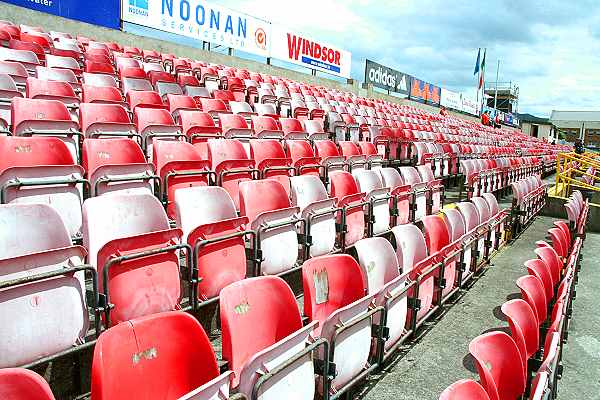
(302, 254, 373, 394)
(501, 299, 539, 373)
(91, 312, 229, 400)
(469, 331, 526, 400)
(439, 379, 490, 400)
(0, 368, 56, 400)
(239, 179, 299, 275)
(207, 139, 255, 210)
(220, 276, 316, 397)
(153, 140, 211, 219)
(329, 170, 367, 247)
(82, 138, 154, 196)
(516, 275, 548, 326)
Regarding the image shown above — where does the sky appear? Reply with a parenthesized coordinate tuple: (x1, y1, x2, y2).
(220, 0, 599, 117)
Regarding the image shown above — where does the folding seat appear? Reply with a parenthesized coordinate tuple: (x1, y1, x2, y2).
(91, 312, 230, 400)
(164, 94, 197, 122)
(126, 90, 165, 112)
(179, 110, 222, 155)
(353, 169, 391, 235)
(239, 179, 299, 275)
(481, 192, 507, 249)
(0, 368, 57, 400)
(249, 139, 293, 192)
(0, 202, 93, 369)
(0, 73, 22, 128)
(207, 139, 255, 210)
(553, 220, 571, 250)
(0, 47, 39, 75)
(421, 214, 459, 300)
(338, 141, 367, 171)
(122, 76, 153, 95)
(26, 77, 79, 115)
(0, 134, 87, 238)
(251, 115, 283, 138)
(254, 102, 279, 119)
(51, 40, 82, 60)
(456, 201, 485, 280)
(11, 97, 81, 161)
(153, 140, 212, 220)
(357, 141, 385, 168)
(133, 107, 183, 160)
(79, 103, 135, 140)
(7, 40, 45, 65)
(376, 167, 411, 225)
(220, 277, 318, 398)
(547, 227, 568, 259)
(516, 275, 548, 326)
(219, 113, 254, 141)
(184, 84, 210, 100)
(354, 237, 411, 356)
(0, 61, 28, 88)
(314, 139, 346, 176)
(303, 119, 329, 140)
(302, 254, 375, 395)
(82, 72, 119, 88)
(45, 54, 82, 76)
(280, 117, 308, 139)
(534, 245, 562, 290)
(416, 164, 444, 213)
(469, 332, 526, 400)
(82, 138, 155, 196)
(399, 167, 429, 220)
(83, 193, 185, 325)
(329, 170, 367, 248)
(501, 299, 539, 375)
(439, 380, 491, 400)
(85, 60, 116, 76)
(155, 80, 183, 99)
(199, 98, 229, 121)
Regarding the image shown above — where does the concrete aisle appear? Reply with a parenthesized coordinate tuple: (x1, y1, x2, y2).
(357, 216, 557, 400)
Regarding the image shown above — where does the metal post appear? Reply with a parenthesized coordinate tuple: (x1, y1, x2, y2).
(494, 59, 500, 110)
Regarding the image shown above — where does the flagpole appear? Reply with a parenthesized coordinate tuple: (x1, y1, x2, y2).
(494, 59, 500, 110)
(480, 48, 486, 114)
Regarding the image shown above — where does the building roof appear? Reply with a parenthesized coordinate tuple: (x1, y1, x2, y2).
(550, 110, 600, 122)
(516, 113, 550, 124)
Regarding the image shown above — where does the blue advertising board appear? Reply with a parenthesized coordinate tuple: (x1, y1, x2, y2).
(1, 0, 121, 29)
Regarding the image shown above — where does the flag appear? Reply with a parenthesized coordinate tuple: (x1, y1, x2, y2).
(478, 49, 486, 89)
(473, 48, 481, 76)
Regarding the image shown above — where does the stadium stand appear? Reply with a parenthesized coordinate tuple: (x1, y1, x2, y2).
(0, 16, 589, 400)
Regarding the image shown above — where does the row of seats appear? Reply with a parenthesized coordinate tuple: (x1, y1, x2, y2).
(461, 157, 543, 199)
(510, 176, 547, 236)
(0, 188, 512, 399)
(440, 196, 585, 400)
(564, 190, 588, 238)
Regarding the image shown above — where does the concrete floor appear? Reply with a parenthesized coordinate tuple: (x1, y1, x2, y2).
(356, 215, 600, 400)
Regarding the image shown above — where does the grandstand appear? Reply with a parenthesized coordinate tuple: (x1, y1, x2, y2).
(0, 2, 598, 400)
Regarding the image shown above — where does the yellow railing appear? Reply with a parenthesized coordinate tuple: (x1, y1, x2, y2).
(554, 152, 600, 198)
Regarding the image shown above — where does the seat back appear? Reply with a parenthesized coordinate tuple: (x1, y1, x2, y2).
(91, 312, 220, 400)
(439, 379, 490, 400)
(391, 224, 427, 272)
(421, 215, 450, 253)
(0, 369, 56, 400)
(501, 299, 539, 373)
(354, 237, 400, 294)
(220, 277, 303, 386)
(469, 332, 526, 400)
(516, 275, 548, 326)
